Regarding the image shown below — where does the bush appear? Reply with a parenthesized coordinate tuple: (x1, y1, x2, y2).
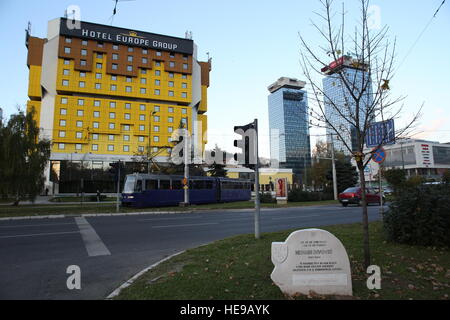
(288, 189, 333, 202)
(383, 184, 450, 247)
(88, 195, 107, 202)
(259, 192, 276, 203)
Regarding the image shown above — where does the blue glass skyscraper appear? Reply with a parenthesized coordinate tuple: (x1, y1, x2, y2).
(322, 56, 373, 154)
(268, 77, 311, 184)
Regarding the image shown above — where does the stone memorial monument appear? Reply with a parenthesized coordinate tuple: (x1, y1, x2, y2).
(271, 228, 352, 296)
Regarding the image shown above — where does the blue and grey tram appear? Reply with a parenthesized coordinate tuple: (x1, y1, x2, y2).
(121, 174, 252, 208)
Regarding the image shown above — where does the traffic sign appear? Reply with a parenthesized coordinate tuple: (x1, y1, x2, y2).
(372, 147, 386, 164)
(366, 119, 395, 147)
(182, 178, 188, 186)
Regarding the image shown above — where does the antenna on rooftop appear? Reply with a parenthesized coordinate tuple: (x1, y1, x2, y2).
(185, 31, 193, 40)
(109, 0, 136, 25)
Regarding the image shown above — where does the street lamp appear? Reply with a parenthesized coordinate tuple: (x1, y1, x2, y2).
(148, 111, 158, 174)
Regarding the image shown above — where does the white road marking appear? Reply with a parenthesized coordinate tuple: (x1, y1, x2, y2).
(271, 214, 320, 220)
(0, 222, 75, 228)
(0, 231, 79, 239)
(151, 222, 219, 229)
(139, 216, 202, 222)
(75, 217, 111, 257)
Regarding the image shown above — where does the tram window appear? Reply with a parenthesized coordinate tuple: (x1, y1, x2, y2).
(160, 180, 171, 190)
(145, 180, 158, 190)
(135, 180, 143, 192)
(205, 181, 213, 189)
(172, 180, 183, 190)
(193, 180, 205, 189)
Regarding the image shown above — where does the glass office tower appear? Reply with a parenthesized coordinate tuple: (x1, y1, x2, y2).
(322, 56, 373, 154)
(268, 77, 311, 184)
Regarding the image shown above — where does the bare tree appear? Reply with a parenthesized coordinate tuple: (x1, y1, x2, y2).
(299, 0, 422, 267)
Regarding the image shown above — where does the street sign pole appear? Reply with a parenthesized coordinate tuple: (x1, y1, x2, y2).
(371, 148, 386, 216)
(379, 163, 384, 215)
(116, 160, 121, 213)
(254, 119, 260, 240)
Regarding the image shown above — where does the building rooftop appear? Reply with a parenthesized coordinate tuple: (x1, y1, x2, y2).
(267, 77, 306, 93)
(321, 55, 369, 75)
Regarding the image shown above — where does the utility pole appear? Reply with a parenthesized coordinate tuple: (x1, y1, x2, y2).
(254, 119, 260, 239)
(184, 130, 190, 205)
(116, 160, 121, 213)
(400, 141, 405, 170)
(330, 134, 338, 201)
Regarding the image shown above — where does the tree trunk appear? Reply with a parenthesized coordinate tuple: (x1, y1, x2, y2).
(358, 161, 371, 268)
(13, 193, 20, 206)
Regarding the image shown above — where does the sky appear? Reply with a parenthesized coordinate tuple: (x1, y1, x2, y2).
(0, 0, 449, 158)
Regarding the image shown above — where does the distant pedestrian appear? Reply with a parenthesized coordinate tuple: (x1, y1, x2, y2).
(97, 190, 101, 203)
(45, 188, 49, 196)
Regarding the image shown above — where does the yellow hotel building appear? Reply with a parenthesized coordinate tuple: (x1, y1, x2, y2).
(26, 18, 211, 194)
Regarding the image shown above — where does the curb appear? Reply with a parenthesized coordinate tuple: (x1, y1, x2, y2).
(105, 251, 186, 300)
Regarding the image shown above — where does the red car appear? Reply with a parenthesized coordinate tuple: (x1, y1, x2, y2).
(338, 187, 385, 207)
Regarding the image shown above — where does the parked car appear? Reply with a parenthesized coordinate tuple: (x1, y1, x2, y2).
(383, 187, 393, 195)
(338, 187, 385, 207)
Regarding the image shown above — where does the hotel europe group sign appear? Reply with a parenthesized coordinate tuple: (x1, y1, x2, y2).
(59, 18, 194, 55)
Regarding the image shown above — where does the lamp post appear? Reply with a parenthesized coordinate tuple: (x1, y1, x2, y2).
(148, 111, 158, 173)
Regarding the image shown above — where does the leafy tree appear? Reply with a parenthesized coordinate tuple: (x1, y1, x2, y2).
(207, 145, 227, 177)
(383, 168, 406, 195)
(330, 159, 358, 193)
(0, 108, 51, 205)
(442, 169, 450, 185)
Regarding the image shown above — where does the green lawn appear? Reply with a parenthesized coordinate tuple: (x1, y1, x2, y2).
(115, 221, 450, 300)
(0, 200, 338, 218)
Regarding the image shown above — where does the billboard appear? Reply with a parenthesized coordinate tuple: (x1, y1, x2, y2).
(59, 18, 194, 55)
(275, 178, 288, 199)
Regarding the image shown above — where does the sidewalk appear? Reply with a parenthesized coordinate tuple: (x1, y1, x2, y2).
(0, 196, 116, 206)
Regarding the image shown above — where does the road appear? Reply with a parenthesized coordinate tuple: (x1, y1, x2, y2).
(0, 203, 386, 300)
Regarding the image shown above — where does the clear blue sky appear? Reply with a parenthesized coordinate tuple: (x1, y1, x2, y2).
(0, 0, 449, 157)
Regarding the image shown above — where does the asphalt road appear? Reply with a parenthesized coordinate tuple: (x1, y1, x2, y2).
(0, 203, 386, 300)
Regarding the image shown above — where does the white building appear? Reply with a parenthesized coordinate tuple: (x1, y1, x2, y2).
(361, 139, 450, 182)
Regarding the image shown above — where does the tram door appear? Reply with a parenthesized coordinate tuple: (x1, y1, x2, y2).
(215, 179, 221, 202)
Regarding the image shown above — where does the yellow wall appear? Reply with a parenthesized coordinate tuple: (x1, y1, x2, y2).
(52, 95, 189, 156)
(198, 85, 208, 113)
(28, 65, 42, 100)
(226, 170, 293, 185)
(26, 100, 41, 126)
(56, 58, 192, 104)
(259, 172, 293, 185)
